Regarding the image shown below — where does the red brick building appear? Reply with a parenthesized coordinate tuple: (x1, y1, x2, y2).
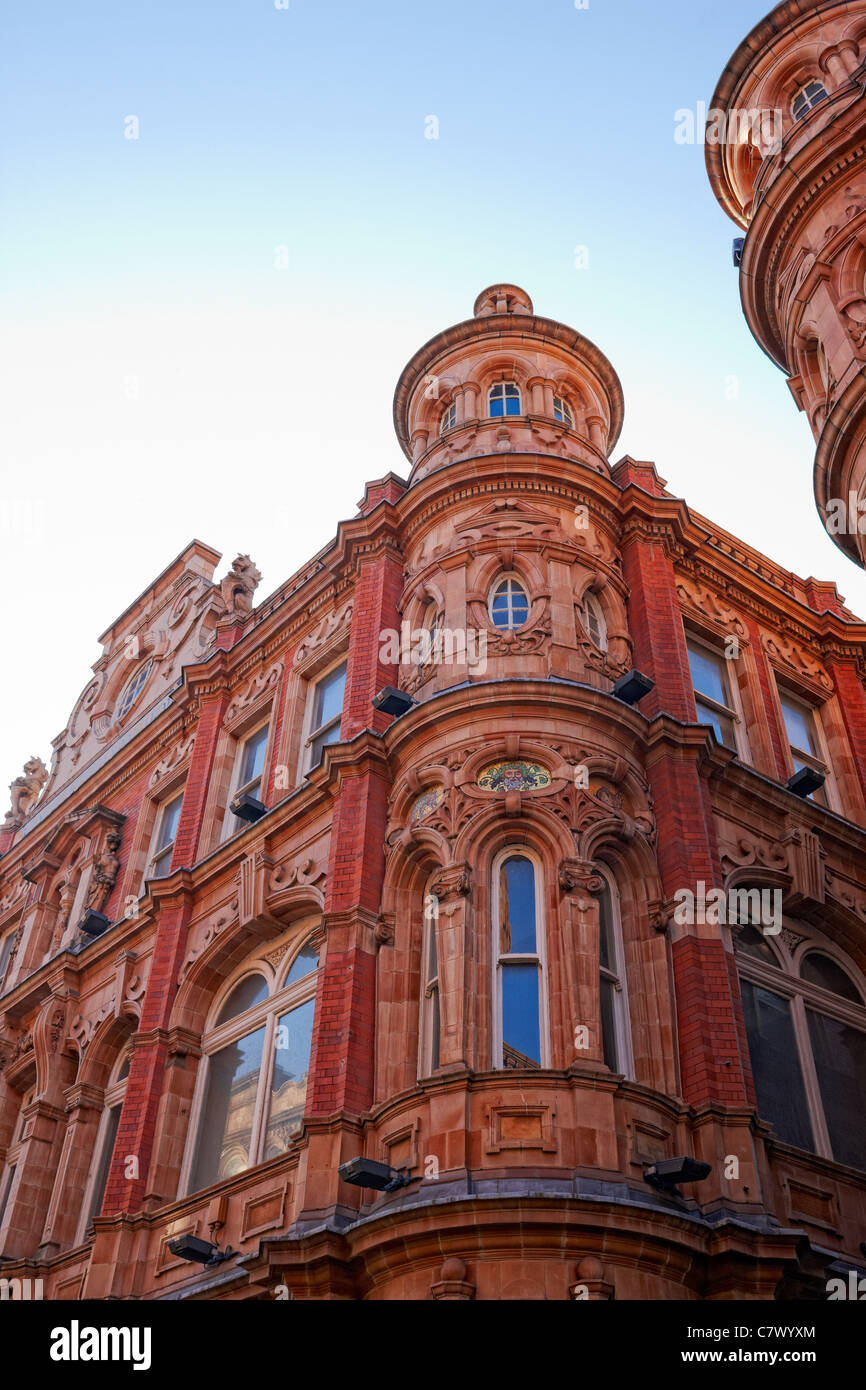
(707, 0, 866, 570)
(1, 277, 865, 1302)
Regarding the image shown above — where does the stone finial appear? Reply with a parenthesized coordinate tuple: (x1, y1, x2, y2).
(4, 756, 49, 827)
(218, 554, 262, 621)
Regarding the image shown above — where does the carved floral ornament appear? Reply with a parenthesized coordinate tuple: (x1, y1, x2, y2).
(761, 632, 833, 692)
(224, 661, 284, 725)
(675, 576, 748, 640)
(179, 852, 327, 982)
(293, 600, 353, 667)
(387, 742, 655, 862)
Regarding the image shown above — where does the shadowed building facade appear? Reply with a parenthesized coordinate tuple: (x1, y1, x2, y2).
(707, 0, 866, 570)
(0, 280, 865, 1301)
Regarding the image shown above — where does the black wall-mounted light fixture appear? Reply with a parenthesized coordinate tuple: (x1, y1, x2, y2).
(167, 1234, 235, 1267)
(230, 793, 268, 823)
(338, 1156, 411, 1193)
(612, 670, 655, 707)
(786, 767, 825, 799)
(644, 1156, 712, 1199)
(372, 687, 414, 718)
(732, 237, 745, 268)
(79, 910, 111, 938)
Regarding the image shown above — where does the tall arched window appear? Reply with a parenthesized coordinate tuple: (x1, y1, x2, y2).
(594, 868, 632, 1076)
(493, 851, 548, 1069)
(440, 401, 457, 434)
(488, 382, 521, 417)
(488, 575, 530, 630)
(419, 886, 441, 1076)
(116, 660, 153, 721)
(581, 592, 608, 652)
(736, 923, 866, 1168)
(182, 929, 320, 1194)
(77, 1044, 132, 1242)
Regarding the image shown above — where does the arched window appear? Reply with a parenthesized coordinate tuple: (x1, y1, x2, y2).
(77, 1046, 132, 1242)
(0, 1085, 35, 1244)
(553, 394, 573, 426)
(488, 382, 521, 418)
(581, 592, 608, 652)
(419, 886, 441, 1076)
(183, 931, 320, 1193)
(792, 80, 828, 121)
(735, 924, 866, 1168)
(493, 851, 548, 1069)
(116, 660, 153, 721)
(594, 868, 632, 1075)
(489, 575, 530, 631)
(440, 401, 457, 434)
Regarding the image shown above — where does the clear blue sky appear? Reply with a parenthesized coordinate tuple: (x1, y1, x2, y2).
(2, 0, 862, 795)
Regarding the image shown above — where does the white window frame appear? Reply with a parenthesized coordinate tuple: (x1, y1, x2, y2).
(491, 848, 550, 1070)
(594, 865, 634, 1077)
(75, 1049, 130, 1244)
(488, 381, 521, 417)
(440, 401, 457, 434)
(581, 591, 608, 653)
(221, 718, 271, 840)
(147, 789, 184, 881)
(487, 574, 530, 631)
(0, 929, 16, 994)
(792, 80, 828, 121)
(116, 659, 154, 722)
(418, 884, 441, 1079)
(686, 631, 749, 759)
(553, 393, 574, 426)
(775, 683, 837, 811)
(735, 925, 866, 1166)
(0, 1085, 34, 1246)
(300, 654, 347, 777)
(179, 926, 320, 1197)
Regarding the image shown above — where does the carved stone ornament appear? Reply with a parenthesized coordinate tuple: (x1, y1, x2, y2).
(293, 600, 353, 666)
(558, 859, 605, 896)
(84, 830, 123, 915)
(224, 661, 283, 725)
(218, 554, 262, 621)
(4, 756, 49, 827)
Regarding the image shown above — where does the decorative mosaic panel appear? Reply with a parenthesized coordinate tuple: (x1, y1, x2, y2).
(409, 786, 447, 824)
(477, 760, 551, 792)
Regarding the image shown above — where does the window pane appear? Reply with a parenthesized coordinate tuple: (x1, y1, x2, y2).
(696, 698, 736, 750)
(504, 395, 520, 416)
(150, 846, 173, 879)
(499, 856, 536, 954)
(430, 988, 441, 1071)
(489, 397, 504, 417)
(597, 882, 613, 971)
(190, 1027, 266, 1190)
(801, 953, 861, 1003)
(86, 1104, 122, 1229)
(687, 644, 729, 707)
(156, 794, 183, 850)
(216, 974, 269, 1026)
(501, 963, 541, 1066)
(313, 663, 346, 731)
(240, 726, 268, 787)
(735, 924, 779, 964)
(263, 1000, 315, 1159)
(310, 723, 341, 767)
(600, 977, 618, 1071)
(779, 695, 816, 756)
(807, 1011, 866, 1168)
(740, 980, 814, 1151)
(0, 1166, 16, 1232)
(284, 943, 319, 986)
(0, 933, 14, 988)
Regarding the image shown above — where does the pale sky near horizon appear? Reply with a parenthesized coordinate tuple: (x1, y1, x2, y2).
(2, 0, 864, 798)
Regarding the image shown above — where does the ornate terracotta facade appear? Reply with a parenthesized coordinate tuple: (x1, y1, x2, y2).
(707, 0, 866, 568)
(1, 282, 865, 1301)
